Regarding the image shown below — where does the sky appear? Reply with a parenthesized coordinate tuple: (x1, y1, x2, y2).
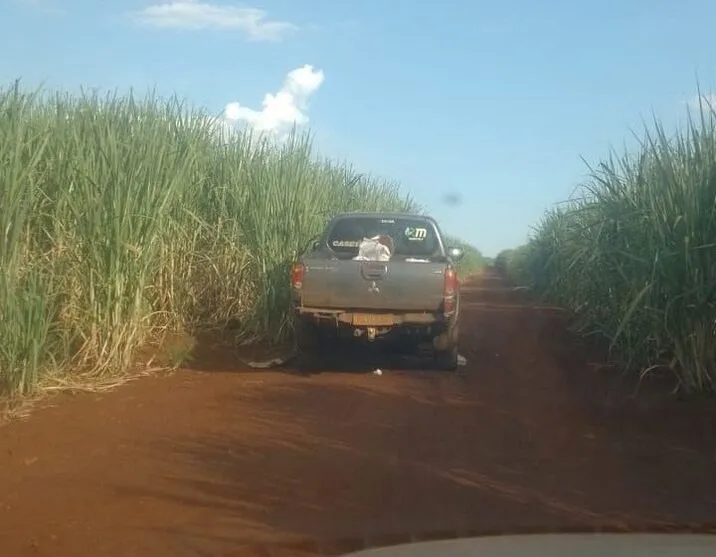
(2, 0, 716, 256)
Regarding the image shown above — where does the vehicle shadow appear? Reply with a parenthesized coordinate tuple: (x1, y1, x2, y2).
(181, 330, 457, 377)
(287, 339, 456, 376)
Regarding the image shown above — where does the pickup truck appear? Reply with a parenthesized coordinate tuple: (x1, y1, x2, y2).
(289, 212, 464, 370)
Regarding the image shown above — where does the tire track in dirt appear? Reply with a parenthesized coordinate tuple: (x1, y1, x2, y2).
(0, 270, 714, 557)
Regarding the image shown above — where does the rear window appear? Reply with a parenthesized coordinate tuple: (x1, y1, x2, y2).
(327, 216, 441, 259)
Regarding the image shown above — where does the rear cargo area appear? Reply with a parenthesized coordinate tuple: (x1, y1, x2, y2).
(299, 258, 446, 312)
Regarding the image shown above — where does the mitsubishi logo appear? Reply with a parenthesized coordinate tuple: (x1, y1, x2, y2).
(368, 281, 380, 294)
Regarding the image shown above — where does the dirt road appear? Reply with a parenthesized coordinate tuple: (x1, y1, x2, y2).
(1, 271, 715, 557)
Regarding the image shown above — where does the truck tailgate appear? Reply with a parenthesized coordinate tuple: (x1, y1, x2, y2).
(299, 259, 446, 311)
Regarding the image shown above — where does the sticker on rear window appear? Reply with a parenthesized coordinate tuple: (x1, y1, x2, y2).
(404, 227, 427, 240)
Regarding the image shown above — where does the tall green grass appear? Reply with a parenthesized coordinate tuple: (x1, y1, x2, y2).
(497, 95, 716, 394)
(0, 84, 429, 396)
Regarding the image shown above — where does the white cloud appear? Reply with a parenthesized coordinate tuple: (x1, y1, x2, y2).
(221, 65, 324, 139)
(133, 1, 297, 41)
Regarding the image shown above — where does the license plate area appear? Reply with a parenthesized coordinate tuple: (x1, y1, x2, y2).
(351, 313, 397, 326)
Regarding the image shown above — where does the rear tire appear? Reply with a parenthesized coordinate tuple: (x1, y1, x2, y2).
(434, 344, 459, 371)
(295, 319, 320, 351)
(293, 320, 320, 372)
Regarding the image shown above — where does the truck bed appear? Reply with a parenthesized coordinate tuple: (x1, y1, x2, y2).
(298, 256, 447, 312)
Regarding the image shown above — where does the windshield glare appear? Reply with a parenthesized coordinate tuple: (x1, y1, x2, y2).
(327, 216, 440, 259)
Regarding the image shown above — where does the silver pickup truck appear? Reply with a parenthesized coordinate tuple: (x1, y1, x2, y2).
(289, 212, 465, 370)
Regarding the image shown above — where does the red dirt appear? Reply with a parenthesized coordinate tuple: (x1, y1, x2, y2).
(0, 270, 715, 557)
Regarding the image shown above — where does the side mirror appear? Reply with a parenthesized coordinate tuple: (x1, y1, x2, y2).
(447, 246, 464, 261)
(312, 240, 320, 251)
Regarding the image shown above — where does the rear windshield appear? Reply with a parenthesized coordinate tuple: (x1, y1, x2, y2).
(327, 216, 441, 259)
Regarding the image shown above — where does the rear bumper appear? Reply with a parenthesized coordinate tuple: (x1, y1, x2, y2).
(293, 305, 459, 346)
(294, 306, 446, 327)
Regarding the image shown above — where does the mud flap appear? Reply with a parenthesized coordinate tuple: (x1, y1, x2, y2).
(432, 320, 459, 371)
(295, 319, 321, 351)
(432, 320, 459, 351)
(294, 318, 341, 372)
(434, 344, 459, 371)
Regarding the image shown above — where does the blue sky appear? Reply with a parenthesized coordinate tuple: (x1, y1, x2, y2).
(2, 0, 715, 256)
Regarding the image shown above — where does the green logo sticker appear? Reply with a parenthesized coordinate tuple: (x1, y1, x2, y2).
(405, 227, 427, 240)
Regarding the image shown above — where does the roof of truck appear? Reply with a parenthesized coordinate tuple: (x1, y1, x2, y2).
(330, 211, 436, 221)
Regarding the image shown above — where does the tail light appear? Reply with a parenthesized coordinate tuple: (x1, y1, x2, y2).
(290, 262, 305, 290)
(443, 267, 458, 314)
